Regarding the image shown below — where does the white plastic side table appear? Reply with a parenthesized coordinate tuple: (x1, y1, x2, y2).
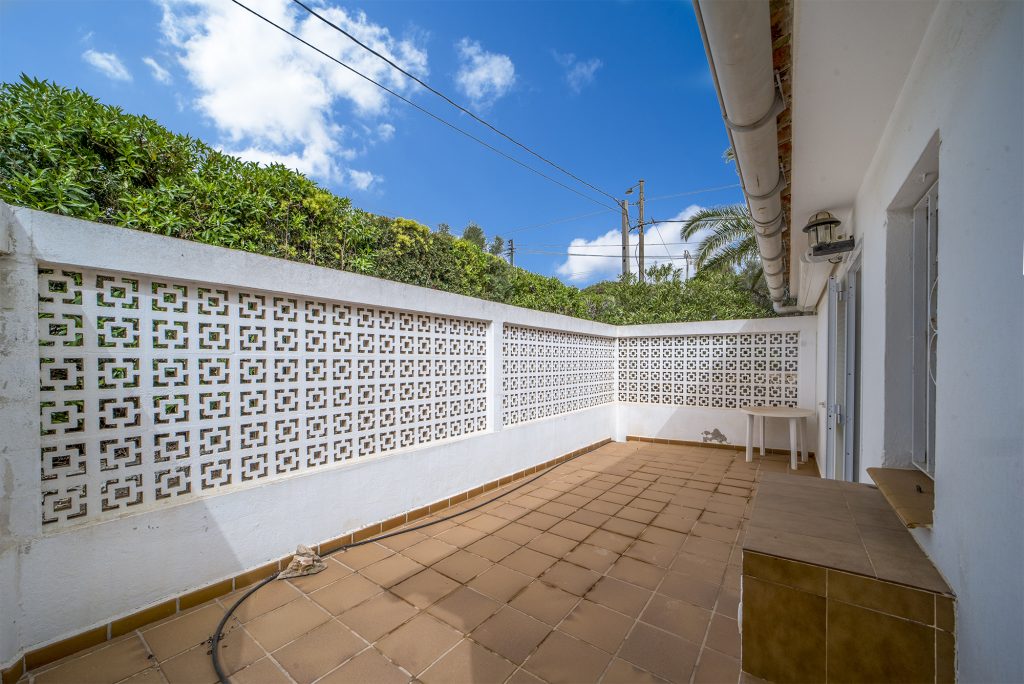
(739, 406, 816, 470)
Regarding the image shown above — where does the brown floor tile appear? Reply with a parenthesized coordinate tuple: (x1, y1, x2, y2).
(507, 666, 546, 684)
(500, 547, 558, 577)
(641, 594, 712, 644)
(223, 580, 303, 622)
(693, 648, 740, 684)
(228, 658, 292, 684)
(602, 517, 646, 538)
(286, 557, 353, 594)
(335, 543, 393, 570)
(427, 586, 501, 633)
(402, 538, 458, 566)
(464, 513, 507, 533)
(540, 560, 602, 596)
(652, 513, 696, 534)
(492, 503, 530, 521)
(619, 622, 700, 683)
(318, 648, 410, 684)
(391, 568, 461, 609)
(509, 581, 579, 626)
(376, 613, 462, 676)
(639, 526, 687, 550)
(435, 525, 488, 547)
(584, 499, 623, 516)
(559, 600, 632, 652)
(471, 607, 551, 664)
(493, 522, 542, 545)
(271, 620, 364, 684)
(624, 540, 676, 568)
(564, 543, 619, 573)
(602, 657, 668, 683)
(518, 511, 562, 531)
(586, 576, 652, 618)
(338, 592, 417, 642)
(659, 571, 721, 610)
(523, 631, 611, 684)
(308, 569, 379, 613)
(586, 529, 634, 553)
(527, 532, 579, 558)
(160, 624, 262, 684)
(468, 565, 533, 602)
(466, 535, 520, 562)
(692, 521, 740, 545)
(433, 550, 493, 583)
(378, 529, 429, 551)
(704, 614, 740, 659)
(617, 507, 658, 525)
(246, 598, 331, 652)
(360, 554, 425, 588)
(568, 509, 611, 528)
(142, 604, 225, 662)
(608, 556, 666, 590)
(119, 667, 166, 684)
(671, 553, 727, 584)
(716, 590, 740, 618)
(549, 520, 595, 542)
(682, 536, 734, 563)
(34, 635, 152, 684)
(420, 638, 516, 684)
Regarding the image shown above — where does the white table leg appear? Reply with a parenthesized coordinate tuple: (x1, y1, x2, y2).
(789, 417, 798, 470)
(759, 416, 765, 457)
(800, 417, 808, 463)
(745, 413, 754, 462)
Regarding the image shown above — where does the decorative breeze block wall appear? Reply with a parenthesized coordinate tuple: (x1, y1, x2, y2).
(502, 324, 615, 426)
(617, 332, 800, 408)
(36, 266, 489, 528)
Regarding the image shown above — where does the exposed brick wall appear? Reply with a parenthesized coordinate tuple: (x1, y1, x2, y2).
(770, 0, 794, 295)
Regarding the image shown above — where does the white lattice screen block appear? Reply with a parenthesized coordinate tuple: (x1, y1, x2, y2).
(37, 266, 489, 528)
(617, 332, 800, 408)
(502, 324, 615, 426)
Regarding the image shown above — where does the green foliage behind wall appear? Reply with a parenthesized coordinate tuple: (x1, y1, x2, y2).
(0, 76, 773, 323)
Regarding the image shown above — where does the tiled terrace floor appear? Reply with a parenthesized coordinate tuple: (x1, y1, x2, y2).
(21, 441, 816, 684)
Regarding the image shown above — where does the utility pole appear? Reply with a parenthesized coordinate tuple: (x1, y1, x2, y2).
(506, 239, 515, 267)
(684, 249, 692, 280)
(620, 199, 630, 279)
(637, 179, 646, 282)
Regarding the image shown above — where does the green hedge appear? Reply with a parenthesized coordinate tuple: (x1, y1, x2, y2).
(0, 76, 771, 323)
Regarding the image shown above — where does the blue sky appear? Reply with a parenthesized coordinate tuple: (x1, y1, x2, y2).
(0, 0, 742, 285)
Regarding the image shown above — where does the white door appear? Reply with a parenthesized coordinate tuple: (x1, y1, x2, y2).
(825, 267, 861, 481)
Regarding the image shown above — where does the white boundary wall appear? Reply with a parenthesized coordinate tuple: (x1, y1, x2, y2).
(0, 204, 816, 666)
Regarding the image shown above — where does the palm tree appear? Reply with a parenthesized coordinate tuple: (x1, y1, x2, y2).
(680, 204, 770, 306)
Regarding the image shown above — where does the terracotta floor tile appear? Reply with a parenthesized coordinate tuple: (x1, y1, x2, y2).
(584, 499, 623, 516)
(670, 553, 727, 584)
(272, 620, 364, 684)
(433, 549, 493, 583)
(434, 525, 488, 547)
(338, 592, 417, 642)
(160, 624, 262, 684)
(500, 547, 558, 577)
(391, 568, 460, 609)
(34, 634, 152, 684)
(624, 540, 676, 568)
(509, 581, 579, 626)
(378, 529, 429, 551)
(585, 576, 652, 618)
(464, 513, 507, 533)
(539, 560, 601, 596)
(641, 594, 712, 644)
(639, 526, 687, 550)
(632, 497, 667, 514)
(555, 492, 591, 508)
(526, 532, 579, 558)
(619, 622, 700, 683)
(538, 501, 576, 518)
(466, 535, 520, 562)
(402, 538, 458, 566)
(608, 557, 666, 591)
(682, 536, 733, 563)
(223, 580, 303, 622)
(119, 668, 167, 684)
(586, 529, 634, 554)
(715, 590, 740, 619)
(231, 658, 292, 684)
(309, 572, 382, 615)
(427, 586, 501, 633)
(493, 522, 542, 545)
(518, 511, 562, 531)
(602, 517, 647, 538)
(318, 648, 410, 684)
(704, 614, 740, 658)
(693, 648, 740, 684)
(246, 598, 330, 652)
(360, 554, 425, 588)
(471, 607, 551, 664)
(376, 613, 462, 676)
(420, 638, 516, 684)
(286, 558, 353, 594)
(564, 543, 619, 573)
(468, 564, 533, 602)
(335, 543, 393, 570)
(491, 503, 530, 521)
(523, 631, 611, 684)
(549, 520, 596, 542)
(142, 604, 225, 662)
(508, 666, 546, 684)
(692, 521, 740, 544)
(602, 657, 669, 683)
(658, 572, 721, 610)
(559, 600, 632, 653)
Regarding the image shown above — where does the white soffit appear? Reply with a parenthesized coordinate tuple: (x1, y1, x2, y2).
(789, 0, 936, 298)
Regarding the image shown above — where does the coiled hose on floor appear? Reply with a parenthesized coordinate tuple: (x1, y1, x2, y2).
(209, 450, 589, 683)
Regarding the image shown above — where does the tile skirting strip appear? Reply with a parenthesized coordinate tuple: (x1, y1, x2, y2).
(626, 434, 815, 458)
(3, 437, 613, 683)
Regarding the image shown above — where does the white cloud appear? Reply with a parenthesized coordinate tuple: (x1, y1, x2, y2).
(82, 49, 132, 81)
(553, 52, 602, 93)
(142, 56, 172, 84)
(346, 169, 378, 191)
(556, 205, 704, 284)
(454, 38, 515, 109)
(376, 123, 395, 142)
(157, 0, 427, 180)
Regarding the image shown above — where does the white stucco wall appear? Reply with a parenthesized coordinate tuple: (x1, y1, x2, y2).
(843, 2, 1023, 680)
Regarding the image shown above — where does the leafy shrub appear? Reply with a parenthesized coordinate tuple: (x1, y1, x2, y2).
(0, 76, 772, 323)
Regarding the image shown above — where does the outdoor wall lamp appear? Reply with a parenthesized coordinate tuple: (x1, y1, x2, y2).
(803, 210, 854, 262)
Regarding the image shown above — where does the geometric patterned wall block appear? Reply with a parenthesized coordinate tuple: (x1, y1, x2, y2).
(617, 332, 800, 408)
(502, 324, 615, 426)
(37, 266, 489, 529)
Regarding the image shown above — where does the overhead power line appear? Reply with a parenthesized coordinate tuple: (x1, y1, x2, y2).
(521, 249, 691, 261)
(228, 0, 617, 210)
(291, 0, 619, 206)
(644, 183, 742, 203)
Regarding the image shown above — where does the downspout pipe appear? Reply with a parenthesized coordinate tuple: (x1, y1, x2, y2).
(693, 0, 804, 314)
